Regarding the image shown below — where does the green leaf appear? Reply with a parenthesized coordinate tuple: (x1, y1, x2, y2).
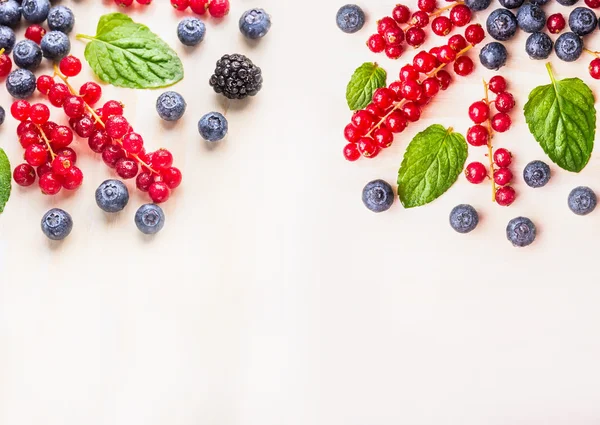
(397, 124, 468, 208)
(77, 13, 184, 89)
(346, 62, 387, 111)
(524, 63, 595, 173)
(0, 148, 11, 213)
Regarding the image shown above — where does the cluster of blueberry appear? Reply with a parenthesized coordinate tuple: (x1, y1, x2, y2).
(343, 25, 484, 161)
(364, 1, 473, 60)
(464, 75, 516, 206)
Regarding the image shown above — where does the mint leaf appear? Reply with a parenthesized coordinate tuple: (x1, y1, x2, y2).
(346, 62, 386, 111)
(77, 13, 184, 89)
(524, 63, 595, 173)
(397, 124, 467, 208)
(0, 148, 11, 213)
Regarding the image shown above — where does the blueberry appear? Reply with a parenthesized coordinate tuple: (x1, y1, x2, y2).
(530, 0, 549, 4)
(0, 106, 6, 125)
(525, 32, 553, 59)
(523, 160, 551, 187)
(6, 69, 36, 99)
(41, 208, 73, 241)
(21, 0, 49, 24)
(198, 112, 228, 142)
(0, 25, 15, 53)
(555, 32, 583, 62)
(499, 0, 524, 8)
(177, 17, 205, 46)
(568, 186, 596, 215)
(239, 8, 271, 39)
(449, 204, 479, 234)
(569, 7, 597, 36)
(506, 217, 536, 247)
(486, 8, 518, 41)
(557, 0, 579, 5)
(156, 91, 186, 122)
(465, 0, 492, 11)
(479, 42, 508, 70)
(517, 3, 546, 33)
(47, 6, 75, 33)
(13, 39, 42, 70)
(336, 4, 365, 33)
(40, 30, 71, 61)
(0, 0, 21, 28)
(95, 179, 129, 213)
(135, 204, 165, 235)
(362, 179, 394, 213)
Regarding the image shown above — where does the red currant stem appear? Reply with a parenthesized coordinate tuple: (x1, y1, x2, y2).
(401, 0, 464, 33)
(36, 124, 56, 160)
(584, 48, 600, 58)
(364, 44, 473, 138)
(0, 48, 4, 56)
(482, 78, 496, 202)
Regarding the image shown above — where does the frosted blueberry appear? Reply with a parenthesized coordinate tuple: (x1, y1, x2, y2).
(41, 208, 73, 240)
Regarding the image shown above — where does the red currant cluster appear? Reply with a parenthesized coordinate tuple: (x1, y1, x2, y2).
(35, 55, 182, 203)
(11, 100, 82, 195)
(114, 0, 230, 17)
(464, 76, 516, 206)
(344, 25, 485, 161)
(367, 0, 473, 59)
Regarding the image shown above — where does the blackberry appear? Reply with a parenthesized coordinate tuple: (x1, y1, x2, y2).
(209, 53, 263, 100)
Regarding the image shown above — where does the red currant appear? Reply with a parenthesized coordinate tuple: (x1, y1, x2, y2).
(392, 4, 411, 23)
(105, 115, 130, 139)
(357, 137, 377, 157)
(149, 181, 171, 203)
(377, 17, 398, 36)
(37, 162, 52, 178)
(136, 172, 154, 191)
(24, 144, 48, 167)
(411, 11, 430, 28)
(449, 4, 472, 26)
(401, 102, 421, 122)
(406, 27, 426, 47)
(11, 100, 30, 121)
(115, 0, 134, 6)
(413, 51, 437, 73)
(468, 101, 489, 124)
(454, 56, 474, 76)
(17, 121, 38, 137)
(399, 64, 419, 82)
(494, 167, 513, 186)
(418, 0, 437, 12)
(385, 111, 408, 133)
(373, 127, 394, 148)
(437, 45, 456, 63)
(103, 100, 124, 117)
(51, 125, 73, 149)
(36, 75, 54, 94)
(401, 79, 423, 101)
(465, 24, 485, 45)
(19, 130, 40, 148)
(586, 0, 600, 7)
(41, 121, 57, 138)
(431, 16, 453, 36)
(590, 58, 600, 79)
(73, 115, 94, 138)
(429, 46, 441, 61)
(48, 83, 70, 107)
(39, 172, 62, 195)
(170, 0, 189, 9)
(24, 24, 46, 44)
(385, 44, 404, 59)
(115, 158, 139, 179)
(367, 34, 386, 53)
(52, 154, 74, 176)
(344, 123, 362, 143)
(79, 82, 102, 105)
(29, 103, 50, 125)
(152, 149, 173, 170)
(13, 163, 35, 186)
(59, 56, 82, 77)
(448, 34, 467, 52)
(495, 92, 515, 113)
(63, 96, 85, 119)
(351, 110, 375, 133)
(491, 113, 511, 132)
(189, 0, 209, 14)
(207, 0, 229, 17)
(0, 54, 11, 78)
(493, 148, 512, 167)
(137, 0, 153, 4)
(162, 167, 182, 189)
(122, 133, 143, 155)
(466, 125, 489, 146)
(388, 81, 404, 100)
(488, 76, 507, 94)
(61, 166, 83, 190)
(383, 27, 404, 46)
(495, 186, 516, 206)
(372, 88, 395, 109)
(88, 130, 111, 153)
(547, 13, 566, 34)
(465, 161, 487, 184)
(55, 147, 76, 165)
(436, 70, 451, 90)
(422, 77, 440, 98)
(365, 103, 385, 117)
(102, 145, 126, 168)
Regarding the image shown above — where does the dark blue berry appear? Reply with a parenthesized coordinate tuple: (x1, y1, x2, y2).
(41, 208, 73, 240)
(0, 25, 15, 53)
(525, 32, 553, 59)
(95, 179, 129, 213)
(177, 17, 205, 46)
(198, 112, 228, 142)
(568, 186, 596, 215)
(156, 91, 186, 121)
(336, 4, 365, 33)
(13, 39, 42, 70)
(569, 7, 597, 36)
(506, 217, 536, 247)
(486, 8, 518, 41)
(517, 3, 546, 33)
(449, 204, 479, 234)
(40, 30, 71, 61)
(6, 69, 36, 99)
(0, 0, 21, 28)
(479, 42, 508, 70)
(557, 0, 580, 5)
(465, 0, 492, 11)
(530, 0, 549, 4)
(135, 204, 165, 235)
(555, 32, 583, 62)
(500, 0, 524, 8)
(0, 106, 6, 125)
(239, 8, 271, 39)
(523, 160, 551, 188)
(362, 179, 394, 213)
(21, 0, 50, 24)
(47, 5, 74, 33)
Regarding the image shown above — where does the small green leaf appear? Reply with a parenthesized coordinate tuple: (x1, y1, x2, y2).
(397, 124, 468, 208)
(0, 148, 11, 213)
(524, 63, 595, 173)
(77, 13, 184, 89)
(346, 62, 387, 111)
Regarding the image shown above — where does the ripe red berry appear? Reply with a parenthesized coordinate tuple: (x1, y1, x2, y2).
(162, 167, 182, 189)
(495, 186, 516, 206)
(590, 58, 600, 79)
(357, 137, 378, 157)
(13, 163, 35, 186)
(120, 133, 143, 155)
(377, 17, 398, 36)
(437, 45, 456, 63)
(385, 111, 408, 133)
(418, 0, 436, 12)
(115, 158, 139, 179)
(61, 166, 83, 190)
(52, 154, 74, 176)
(431, 16, 453, 36)
(36, 74, 54, 94)
(41, 121, 57, 138)
(79, 82, 102, 105)
(495, 92, 515, 113)
(344, 123, 362, 143)
(392, 4, 411, 23)
(55, 147, 77, 165)
(170, 0, 189, 9)
(29, 103, 50, 125)
(0, 53, 12, 78)
(413, 51, 437, 73)
(59, 56, 82, 77)
(137, 0, 153, 4)
(468, 101, 490, 124)
(152, 149, 173, 170)
(351, 110, 375, 133)
(88, 130, 111, 153)
(388, 81, 404, 101)
(454, 56, 474, 76)
(63, 96, 85, 119)
(51, 125, 73, 149)
(17, 121, 38, 137)
(72, 115, 94, 138)
(39, 172, 62, 195)
(494, 167, 513, 186)
(465, 161, 487, 184)
(105, 115, 130, 139)
(465, 24, 485, 45)
(406, 27, 426, 47)
(488, 76, 507, 94)
(367, 34, 386, 53)
(491, 113, 511, 132)
(401, 79, 423, 101)
(189, 0, 209, 14)
(466, 125, 489, 146)
(24, 24, 46, 44)
(373, 88, 395, 109)
(401, 102, 421, 122)
(493, 148, 512, 167)
(149, 181, 171, 203)
(102, 145, 126, 168)
(11, 100, 31, 121)
(448, 34, 467, 52)
(48, 83, 70, 107)
(399, 64, 419, 82)
(449, 4, 472, 26)
(24, 144, 48, 167)
(136, 172, 154, 191)
(547, 13, 566, 34)
(422, 77, 440, 98)
(365, 103, 385, 117)
(115, 0, 134, 6)
(37, 162, 52, 177)
(103, 100, 124, 117)
(207, 0, 229, 17)
(436, 70, 452, 90)
(411, 11, 430, 28)
(385, 44, 404, 59)
(373, 127, 394, 148)
(585, 0, 600, 8)
(19, 130, 40, 148)
(383, 26, 404, 46)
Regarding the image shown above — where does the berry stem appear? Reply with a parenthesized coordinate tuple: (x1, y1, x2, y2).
(482, 78, 496, 202)
(584, 48, 600, 58)
(365, 44, 472, 138)
(36, 124, 56, 160)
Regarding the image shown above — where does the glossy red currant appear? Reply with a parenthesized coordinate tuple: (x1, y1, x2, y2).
(406, 27, 426, 47)
(401, 79, 423, 101)
(344, 123, 362, 143)
(170, 0, 189, 9)
(383, 27, 404, 46)
(465, 162, 487, 184)
(24, 144, 48, 167)
(105, 115, 130, 139)
(52, 154, 74, 176)
(495, 186, 516, 206)
(466, 125, 489, 146)
(493, 148, 512, 167)
(48, 83, 70, 107)
(351, 110, 375, 133)
(488, 76, 507, 94)
(0, 53, 12, 78)
(385, 44, 404, 59)
(448, 34, 467, 52)
(392, 4, 411, 23)
(79, 82, 102, 105)
(491, 113, 511, 132)
(494, 167, 513, 186)
(411, 11, 429, 28)
(453, 56, 474, 76)
(401, 102, 421, 122)
(36, 74, 54, 94)
(149, 181, 171, 203)
(61, 166, 83, 190)
(13, 163, 36, 186)
(547, 13, 566, 34)
(495, 92, 515, 113)
(436, 70, 451, 90)
(418, 0, 436, 13)
(465, 24, 485, 45)
(431, 16, 452, 36)
(422, 77, 440, 98)
(136, 172, 154, 191)
(468, 101, 489, 124)
(11, 100, 30, 121)
(25, 24, 46, 44)
(207, 0, 229, 17)
(357, 137, 377, 157)
(102, 145, 126, 168)
(399, 64, 419, 82)
(29, 103, 50, 125)
(437, 45, 456, 63)
(39, 172, 62, 195)
(373, 127, 394, 148)
(63, 96, 86, 119)
(449, 4, 471, 26)
(59, 56, 82, 77)
(51, 125, 74, 149)
(413, 51, 437, 73)
(367, 34, 386, 53)
(385, 111, 408, 133)
(373, 88, 395, 109)
(189, 0, 209, 13)
(590, 58, 600, 79)
(163, 167, 182, 189)
(116, 158, 139, 179)
(152, 149, 173, 170)
(88, 130, 111, 153)
(103, 100, 124, 117)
